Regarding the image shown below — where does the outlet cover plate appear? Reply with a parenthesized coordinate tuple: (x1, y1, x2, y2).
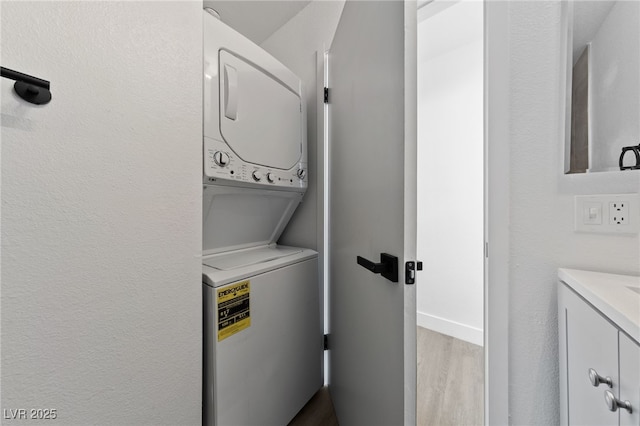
(575, 194, 640, 235)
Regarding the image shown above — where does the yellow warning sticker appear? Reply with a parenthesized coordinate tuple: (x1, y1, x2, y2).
(217, 280, 250, 341)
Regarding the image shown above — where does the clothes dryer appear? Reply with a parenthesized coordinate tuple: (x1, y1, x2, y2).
(203, 8, 307, 191)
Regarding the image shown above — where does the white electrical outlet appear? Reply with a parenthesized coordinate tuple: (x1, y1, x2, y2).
(609, 201, 629, 226)
(575, 194, 640, 234)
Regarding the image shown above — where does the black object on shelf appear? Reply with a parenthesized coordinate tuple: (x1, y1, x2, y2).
(619, 144, 640, 171)
(1, 66, 52, 105)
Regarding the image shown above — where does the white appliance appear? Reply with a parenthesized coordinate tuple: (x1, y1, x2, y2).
(202, 9, 321, 426)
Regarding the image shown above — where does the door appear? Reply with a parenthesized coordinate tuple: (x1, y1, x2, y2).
(328, 1, 417, 424)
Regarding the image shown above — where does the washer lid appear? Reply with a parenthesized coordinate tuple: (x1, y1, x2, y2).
(202, 247, 318, 288)
(203, 245, 303, 271)
(219, 49, 303, 170)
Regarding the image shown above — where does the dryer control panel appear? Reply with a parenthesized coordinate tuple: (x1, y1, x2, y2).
(204, 137, 307, 190)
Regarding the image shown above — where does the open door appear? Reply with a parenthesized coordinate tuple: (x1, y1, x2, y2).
(328, 1, 417, 424)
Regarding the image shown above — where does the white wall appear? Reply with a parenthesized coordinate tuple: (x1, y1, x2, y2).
(416, 1, 484, 346)
(260, 0, 345, 385)
(261, 0, 344, 252)
(590, 1, 639, 171)
(506, 2, 639, 424)
(1, 2, 202, 425)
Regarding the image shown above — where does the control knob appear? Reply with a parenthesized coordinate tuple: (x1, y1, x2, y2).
(267, 173, 276, 183)
(213, 151, 230, 167)
(252, 170, 263, 182)
(297, 169, 306, 180)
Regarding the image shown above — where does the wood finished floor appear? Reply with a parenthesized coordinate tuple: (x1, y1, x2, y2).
(288, 386, 339, 426)
(289, 327, 483, 426)
(416, 327, 484, 426)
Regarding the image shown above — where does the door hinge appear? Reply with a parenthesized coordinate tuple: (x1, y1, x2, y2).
(324, 334, 329, 350)
(405, 261, 423, 285)
(324, 87, 329, 104)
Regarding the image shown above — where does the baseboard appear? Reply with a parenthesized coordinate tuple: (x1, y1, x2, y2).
(417, 311, 484, 346)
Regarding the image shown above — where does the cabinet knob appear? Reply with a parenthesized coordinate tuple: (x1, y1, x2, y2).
(589, 368, 613, 388)
(604, 390, 633, 414)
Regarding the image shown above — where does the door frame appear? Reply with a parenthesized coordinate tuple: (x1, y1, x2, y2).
(404, 0, 419, 421)
(484, 1, 510, 424)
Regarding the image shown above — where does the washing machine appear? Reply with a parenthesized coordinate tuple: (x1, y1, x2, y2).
(202, 9, 322, 426)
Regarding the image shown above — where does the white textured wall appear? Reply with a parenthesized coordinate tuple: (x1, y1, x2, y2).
(261, 0, 345, 250)
(1, 2, 202, 424)
(589, 0, 639, 172)
(260, 0, 345, 386)
(507, 2, 639, 424)
(416, 1, 484, 346)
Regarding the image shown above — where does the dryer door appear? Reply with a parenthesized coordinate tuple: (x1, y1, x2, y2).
(219, 50, 303, 171)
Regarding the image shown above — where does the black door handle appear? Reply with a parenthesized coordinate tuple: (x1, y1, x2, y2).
(356, 253, 398, 283)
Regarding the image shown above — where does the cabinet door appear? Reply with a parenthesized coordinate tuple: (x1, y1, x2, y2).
(619, 333, 640, 426)
(563, 285, 619, 425)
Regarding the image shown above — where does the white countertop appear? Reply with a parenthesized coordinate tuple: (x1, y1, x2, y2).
(559, 268, 640, 343)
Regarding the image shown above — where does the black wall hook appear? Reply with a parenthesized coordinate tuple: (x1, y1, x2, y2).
(1, 66, 52, 105)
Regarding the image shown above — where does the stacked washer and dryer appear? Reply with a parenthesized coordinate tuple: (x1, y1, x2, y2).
(201, 9, 322, 426)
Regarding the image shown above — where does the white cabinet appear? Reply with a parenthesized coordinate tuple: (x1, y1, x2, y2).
(559, 282, 640, 426)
